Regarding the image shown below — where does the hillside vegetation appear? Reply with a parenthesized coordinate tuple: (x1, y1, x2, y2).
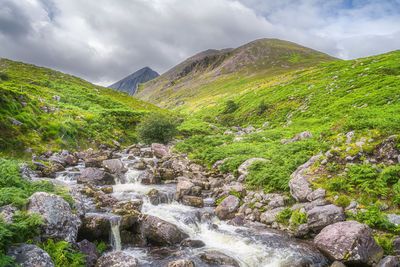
(0, 58, 163, 157)
(135, 39, 338, 110)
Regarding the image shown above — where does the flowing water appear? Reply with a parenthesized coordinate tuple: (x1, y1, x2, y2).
(56, 151, 327, 267)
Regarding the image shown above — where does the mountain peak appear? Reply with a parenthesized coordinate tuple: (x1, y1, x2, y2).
(109, 67, 159, 95)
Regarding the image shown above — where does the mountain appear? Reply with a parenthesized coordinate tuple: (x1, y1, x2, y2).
(135, 38, 339, 110)
(109, 67, 159, 95)
(0, 58, 163, 157)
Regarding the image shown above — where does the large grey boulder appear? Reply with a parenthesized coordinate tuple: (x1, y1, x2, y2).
(28, 192, 80, 243)
(198, 250, 240, 267)
(260, 207, 285, 224)
(151, 143, 170, 158)
(281, 131, 312, 144)
(76, 239, 100, 267)
(306, 204, 345, 232)
(289, 153, 322, 202)
(102, 159, 126, 174)
(215, 195, 240, 220)
(377, 256, 399, 267)
(174, 177, 195, 201)
(7, 243, 54, 267)
(237, 158, 267, 182)
(78, 168, 115, 186)
(96, 251, 138, 267)
(78, 213, 111, 241)
(314, 221, 383, 266)
(139, 215, 188, 245)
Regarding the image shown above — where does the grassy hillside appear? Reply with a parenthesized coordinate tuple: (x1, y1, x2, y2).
(0, 58, 164, 157)
(135, 39, 338, 110)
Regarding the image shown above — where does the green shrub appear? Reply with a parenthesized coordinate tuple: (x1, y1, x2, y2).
(374, 234, 395, 255)
(335, 195, 351, 208)
(218, 114, 235, 127)
(256, 100, 268, 115)
(136, 113, 178, 144)
(290, 209, 307, 226)
(202, 115, 215, 123)
(222, 100, 238, 114)
(275, 207, 293, 226)
(0, 73, 9, 81)
(216, 196, 226, 206)
(93, 240, 108, 254)
(40, 239, 86, 267)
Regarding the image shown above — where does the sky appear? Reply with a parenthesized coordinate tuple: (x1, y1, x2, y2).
(0, 0, 399, 86)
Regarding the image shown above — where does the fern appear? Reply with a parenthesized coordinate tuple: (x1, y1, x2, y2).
(40, 239, 86, 267)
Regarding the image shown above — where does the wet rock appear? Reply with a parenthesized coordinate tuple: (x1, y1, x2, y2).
(260, 207, 285, 225)
(198, 250, 240, 267)
(79, 213, 111, 241)
(96, 251, 138, 267)
(102, 159, 126, 174)
(307, 204, 345, 232)
(48, 153, 67, 166)
(95, 191, 118, 208)
(151, 143, 170, 158)
(42, 163, 65, 178)
(215, 195, 240, 220)
(113, 200, 143, 211)
(167, 259, 195, 267)
(28, 192, 80, 243)
(139, 170, 160, 184)
(182, 195, 204, 208)
(76, 239, 99, 267)
(377, 256, 399, 267)
(228, 214, 245, 226)
(0, 205, 19, 223)
(85, 157, 106, 168)
(78, 168, 115, 186)
(181, 239, 206, 248)
(329, 261, 346, 267)
(175, 177, 195, 200)
(289, 153, 322, 202)
(314, 221, 383, 266)
(147, 189, 161, 205)
(132, 162, 146, 170)
(7, 243, 54, 267)
(139, 215, 189, 245)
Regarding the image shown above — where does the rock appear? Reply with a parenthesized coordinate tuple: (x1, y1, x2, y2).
(42, 163, 65, 178)
(386, 213, 400, 226)
(307, 188, 326, 201)
(215, 195, 240, 220)
(79, 213, 111, 241)
(293, 223, 310, 237)
(314, 221, 383, 265)
(102, 159, 126, 174)
(243, 125, 255, 134)
(139, 170, 160, 184)
(181, 195, 204, 208)
(95, 191, 118, 208)
(262, 121, 270, 127)
(393, 237, 400, 256)
(212, 157, 232, 170)
(330, 261, 346, 267)
(260, 207, 284, 224)
(377, 256, 399, 267)
(147, 189, 160, 205)
(132, 162, 146, 170)
(151, 143, 170, 158)
(48, 153, 67, 166)
(306, 204, 345, 232)
(237, 158, 267, 182)
(76, 239, 99, 267)
(7, 244, 54, 267)
(0, 205, 19, 223)
(198, 250, 240, 267)
(281, 131, 313, 144)
(139, 215, 189, 245)
(289, 153, 322, 202)
(96, 251, 138, 267)
(167, 259, 195, 267)
(28, 192, 80, 243)
(181, 239, 206, 248)
(78, 168, 115, 186)
(233, 137, 244, 142)
(265, 194, 285, 209)
(175, 177, 195, 201)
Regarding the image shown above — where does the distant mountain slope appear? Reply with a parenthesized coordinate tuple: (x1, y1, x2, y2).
(109, 67, 159, 95)
(0, 58, 164, 157)
(135, 38, 339, 110)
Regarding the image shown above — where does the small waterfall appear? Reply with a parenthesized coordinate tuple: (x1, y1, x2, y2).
(110, 216, 122, 251)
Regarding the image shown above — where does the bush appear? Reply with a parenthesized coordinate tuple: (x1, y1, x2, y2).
(275, 207, 292, 226)
(222, 100, 238, 114)
(0, 73, 9, 81)
(256, 100, 268, 115)
(218, 114, 235, 127)
(335, 195, 351, 208)
(290, 209, 307, 226)
(136, 113, 178, 144)
(40, 239, 86, 267)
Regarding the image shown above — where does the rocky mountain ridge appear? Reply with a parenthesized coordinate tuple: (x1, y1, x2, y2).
(109, 67, 159, 95)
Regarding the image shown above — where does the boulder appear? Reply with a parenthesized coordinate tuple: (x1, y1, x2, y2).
(174, 177, 195, 201)
(48, 153, 67, 166)
(151, 143, 170, 158)
(392, 237, 400, 256)
(28, 192, 80, 243)
(102, 159, 126, 174)
(7, 244, 54, 267)
(78, 168, 115, 186)
(79, 213, 111, 241)
(0, 205, 19, 223)
(377, 256, 399, 267)
(76, 239, 99, 267)
(181, 195, 204, 208)
(96, 251, 138, 267)
(167, 259, 195, 267)
(260, 207, 285, 225)
(314, 221, 383, 266)
(307, 188, 326, 201)
(238, 158, 267, 177)
(198, 250, 240, 267)
(289, 153, 322, 202)
(139, 215, 189, 245)
(386, 213, 400, 226)
(281, 131, 312, 144)
(215, 195, 240, 220)
(181, 239, 206, 248)
(306, 204, 345, 232)
(139, 170, 160, 184)
(147, 189, 161, 205)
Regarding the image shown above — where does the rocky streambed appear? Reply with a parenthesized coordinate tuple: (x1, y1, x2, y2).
(5, 142, 395, 266)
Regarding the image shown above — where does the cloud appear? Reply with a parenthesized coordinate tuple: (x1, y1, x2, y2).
(0, 0, 399, 85)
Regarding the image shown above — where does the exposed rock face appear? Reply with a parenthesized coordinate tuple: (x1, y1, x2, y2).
(181, 195, 204, 208)
(289, 153, 322, 202)
(7, 243, 54, 267)
(306, 204, 345, 232)
(78, 168, 115, 186)
(260, 207, 285, 224)
(76, 239, 100, 267)
(167, 259, 195, 267)
(198, 250, 240, 267)
(27, 192, 80, 243)
(377, 256, 399, 267)
(139, 215, 189, 245)
(139, 170, 160, 184)
(79, 213, 111, 241)
(96, 251, 138, 267)
(151, 143, 170, 158)
(109, 67, 159, 95)
(102, 159, 126, 174)
(237, 158, 267, 182)
(215, 195, 240, 220)
(175, 177, 195, 200)
(314, 221, 383, 266)
(281, 131, 312, 144)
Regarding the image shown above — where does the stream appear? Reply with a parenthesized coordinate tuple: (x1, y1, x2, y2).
(55, 149, 327, 267)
